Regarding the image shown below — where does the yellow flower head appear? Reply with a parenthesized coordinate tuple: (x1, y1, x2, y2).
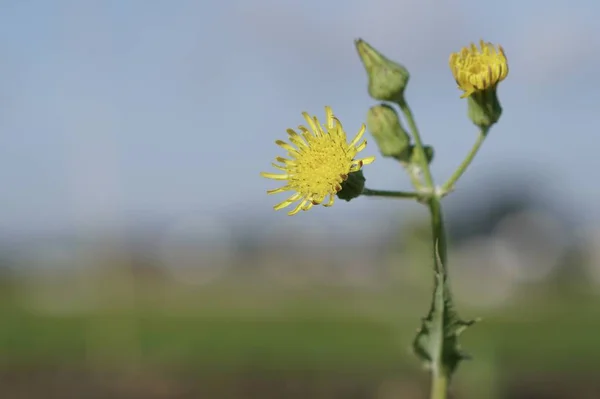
(449, 40, 508, 98)
(261, 106, 375, 216)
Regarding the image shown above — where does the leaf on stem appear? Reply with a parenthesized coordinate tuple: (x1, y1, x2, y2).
(412, 242, 479, 378)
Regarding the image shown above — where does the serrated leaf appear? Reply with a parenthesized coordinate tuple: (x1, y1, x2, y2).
(412, 242, 478, 378)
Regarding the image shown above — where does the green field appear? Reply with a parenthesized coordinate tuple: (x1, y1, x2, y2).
(1, 278, 599, 398)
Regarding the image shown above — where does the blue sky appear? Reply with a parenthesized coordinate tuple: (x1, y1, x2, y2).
(0, 0, 599, 239)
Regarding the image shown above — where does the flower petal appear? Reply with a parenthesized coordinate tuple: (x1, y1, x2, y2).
(322, 194, 334, 207)
(267, 186, 291, 195)
(276, 156, 294, 165)
(354, 139, 367, 153)
(324, 106, 335, 129)
(349, 124, 366, 147)
(287, 128, 308, 146)
(302, 201, 314, 212)
(276, 140, 296, 152)
(302, 112, 320, 136)
(360, 156, 376, 165)
(261, 172, 288, 180)
(287, 200, 305, 215)
(270, 163, 287, 171)
(274, 193, 302, 211)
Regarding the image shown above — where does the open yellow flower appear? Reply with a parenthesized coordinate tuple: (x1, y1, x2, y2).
(261, 106, 375, 216)
(449, 40, 508, 98)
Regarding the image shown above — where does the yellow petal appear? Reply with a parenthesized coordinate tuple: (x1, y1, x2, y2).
(267, 186, 290, 195)
(301, 201, 314, 212)
(360, 156, 376, 165)
(261, 172, 288, 180)
(322, 194, 334, 207)
(276, 140, 296, 152)
(274, 193, 302, 211)
(302, 112, 320, 136)
(354, 139, 367, 153)
(287, 200, 305, 216)
(287, 133, 308, 149)
(312, 116, 326, 136)
(276, 156, 294, 165)
(298, 126, 314, 143)
(270, 163, 287, 171)
(349, 124, 366, 147)
(324, 106, 335, 129)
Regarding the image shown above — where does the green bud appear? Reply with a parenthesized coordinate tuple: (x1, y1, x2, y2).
(355, 39, 410, 102)
(336, 170, 365, 202)
(424, 146, 435, 164)
(409, 145, 435, 165)
(366, 104, 411, 161)
(467, 87, 502, 129)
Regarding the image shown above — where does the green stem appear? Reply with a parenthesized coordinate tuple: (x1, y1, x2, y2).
(429, 197, 447, 270)
(397, 98, 435, 189)
(397, 97, 450, 399)
(361, 188, 420, 199)
(427, 197, 449, 399)
(441, 127, 489, 193)
(430, 372, 448, 399)
(407, 168, 424, 190)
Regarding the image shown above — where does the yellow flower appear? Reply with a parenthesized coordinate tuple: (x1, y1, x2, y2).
(449, 40, 508, 98)
(261, 106, 375, 216)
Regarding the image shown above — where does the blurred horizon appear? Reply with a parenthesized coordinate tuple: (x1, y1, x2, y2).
(1, 0, 600, 235)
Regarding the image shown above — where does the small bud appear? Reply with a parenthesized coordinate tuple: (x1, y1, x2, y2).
(366, 104, 411, 161)
(355, 39, 410, 102)
(423, 145, 435, 164)
(336, 170, 365, 202)
(409, 145, 435, 165)
(467, 89, 502, 129)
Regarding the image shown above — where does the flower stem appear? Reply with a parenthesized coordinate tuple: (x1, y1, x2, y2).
(397, 97, 451, 399)
(362, 188, 420, 199)
(428, 192, 450, 399)
(430, 372, 448, 399)
(428, 197, 447, 269)
(407, 168, 424, 190)
(396, 96, 447, 270)
(441, 127, 489, 194)
(397, 98, 435, 189)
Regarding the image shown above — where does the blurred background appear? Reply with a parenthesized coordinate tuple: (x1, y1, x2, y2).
(1, 0, 600, 398)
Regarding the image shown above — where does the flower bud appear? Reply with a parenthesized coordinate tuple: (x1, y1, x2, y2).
(423, 145, 435, 164)
(366, 104, 411, 161)
(449, 40, 508, 128)
(336, 170, 365, 202)
(409, 145, 435, 165)
(355, 39, 410, 102)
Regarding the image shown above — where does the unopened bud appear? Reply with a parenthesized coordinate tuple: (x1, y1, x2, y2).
(366, 104, 411, 161)
(423, 146, 435, 164)
(355, 39, 410, 102)
(409, 145, 435, 166)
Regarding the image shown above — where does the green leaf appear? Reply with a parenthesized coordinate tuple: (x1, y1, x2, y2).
(412, 243, 478, 378)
